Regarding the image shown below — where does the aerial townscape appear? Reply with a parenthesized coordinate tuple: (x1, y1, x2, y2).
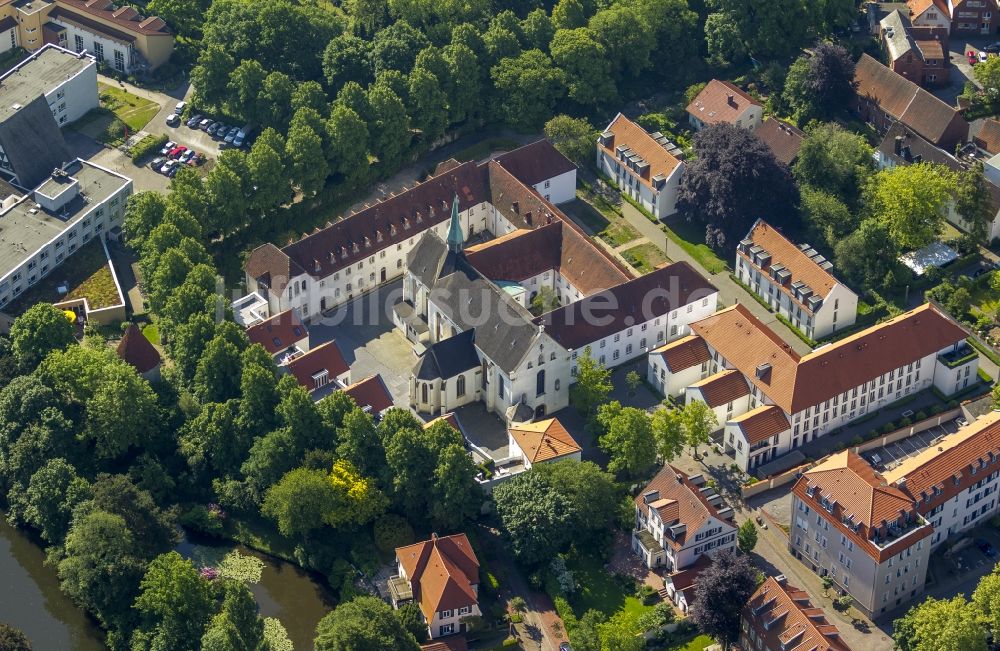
(8, 1, 1000, 651)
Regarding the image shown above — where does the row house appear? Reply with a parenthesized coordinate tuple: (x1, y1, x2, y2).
(686, 79, 763, 132)
(648, 302, 976, 472)
(0, 0, 173, 73)
(0, 160, 131, 311)
(596, 113, 685, 218)
(389, 534, 481, 640)
(736, 219, 858, 340)
(853, 54, 968, 152)
(948, 0, 999, 33)
(741, 575, 853, 651)
(881, 10, 949, 86)
(790, 410, 1000, 618)
(245, 140, 578, 323)
(790, 451, 934, 619)
(632, 465, 737, 571)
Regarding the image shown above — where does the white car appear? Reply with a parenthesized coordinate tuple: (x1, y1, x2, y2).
(165, 113, 180, 127)
(980, 51, 990, 64)
(174, 101, 187, 115)
(159, 140, 176, 156)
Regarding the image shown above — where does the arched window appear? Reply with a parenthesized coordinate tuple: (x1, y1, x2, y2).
(549, 352, 556, 361)
(457, 375, 466, 397)
(421, 383, 428, 404)
(538, 354, 544, 366)
(555, 379, 561, 391)
(536, 369, 545, 397)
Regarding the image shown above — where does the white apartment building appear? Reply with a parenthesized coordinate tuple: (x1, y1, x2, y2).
(648, 302, 976, 472)
(596, 113, 685, 218)
(788, 413, 1000, 621)
(632, 465, 737, 571)
(686, 79, 763, 132)
(736, 219, 858, 340)
(1, 44, 98, 125)
(0, 159, 132, 311)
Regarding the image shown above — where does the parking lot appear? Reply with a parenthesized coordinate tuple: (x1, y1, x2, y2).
(927, 524, 1000, 599)
(862, 418, 963, 472)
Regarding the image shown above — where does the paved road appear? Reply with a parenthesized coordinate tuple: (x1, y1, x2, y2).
(618, 202, 812, 356)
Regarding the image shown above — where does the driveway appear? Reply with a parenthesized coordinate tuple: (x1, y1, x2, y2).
(63, 128, 171, 193)
(926, 525, 1000, 600)
(306, 280, 416, 407)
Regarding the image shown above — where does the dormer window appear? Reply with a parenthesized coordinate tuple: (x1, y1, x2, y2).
(353, 242, 360, 253)
(376, 230, 383, 242)
(390, 224, 397, 236)
(415, 211, 423, 223)
(340, 246, 348, 259)
(364, 236, 371, 248)
(403, 217, 411, 230)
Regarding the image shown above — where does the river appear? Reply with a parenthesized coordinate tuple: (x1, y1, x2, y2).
(0, 515, 336, 651)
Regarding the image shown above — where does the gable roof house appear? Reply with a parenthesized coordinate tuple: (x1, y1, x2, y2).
(245, 309, 309, 365)
(686, 79, 763, 132)
(116, 323, 160, 381)
(285, 341, 350, 394)
(596, 112, 686, 218)
(852, 54, 968, 151)
(880, 9, 949, 87)
(390, 534, 481, 640)
(741, 576, 853, 651)
(507, 417, 582, 468)
(755, 118, 805, 166)
(632, 465, 737, 571)
(342, 374, 394, 417)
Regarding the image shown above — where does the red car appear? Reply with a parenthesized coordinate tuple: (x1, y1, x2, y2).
(969, 50, 979, 65)
(168, 145, 187, 159)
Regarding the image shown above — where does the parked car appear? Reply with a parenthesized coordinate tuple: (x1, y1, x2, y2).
(150, 156, 165, 170)
(159, 141, 176, 156)
(174, 101, 187, 115)
(159, 160, 176, 174)
(199, 118, 212, 130)
(212, 124, 229, 139)
(559, 643, 573, 651)
(179, 149, 196, 163)
(165, 113, 180, 127)
(224, 126, 239, 144)
(978, 539, 997, 557)
(187, 153, 203, 166)
(980, 51, 990, 64)
(233, 126, 250, 148)
(186, 114, 203, 127)
(969, 51, 979, 65)
(985, 42, 1000, 54)
(168, 145, 187, 159)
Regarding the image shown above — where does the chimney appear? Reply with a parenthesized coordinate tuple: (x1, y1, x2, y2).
(727, 93, 736, 107)
(894, 135, 903, 155)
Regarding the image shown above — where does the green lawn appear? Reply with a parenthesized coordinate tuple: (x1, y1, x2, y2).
(601, 220, 642, 248)
(662, 218, 728, 275)
(565, 553, 652, 622)
(142, 324, 160, 345)
(5, 241, 121, 314)
(561, 198, 643, 248)
(0, 47, 27, 75)
(98, 83, 160, 131)
(668, 633, 715, 651)
(622, 242, 669, 273)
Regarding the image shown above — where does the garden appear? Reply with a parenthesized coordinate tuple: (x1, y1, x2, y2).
(4, 240, 122, 315)
(71, 83, 160, 146)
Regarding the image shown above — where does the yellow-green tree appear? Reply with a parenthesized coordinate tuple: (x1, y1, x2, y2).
(864, 163, 955, 250)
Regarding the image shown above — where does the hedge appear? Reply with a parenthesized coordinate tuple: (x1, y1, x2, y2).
(130, 133, 168, 161)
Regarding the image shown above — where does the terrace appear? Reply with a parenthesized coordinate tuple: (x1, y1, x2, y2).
(939, 344, 978, 369)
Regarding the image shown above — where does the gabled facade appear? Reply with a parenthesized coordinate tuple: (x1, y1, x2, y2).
(880, 10, 949, 86)
(949, 0, 999, 33)
(596, 113, 685, 218)
(632, 465, 737, 571)
(741, 576, 853, 650)
(686, 79, 763, 132)
(507, 418, 582, 469)
(245, 308, 309, 365)
(735, 219, 858, 339)
(648, 302, 976, 472)
(390, 534, 481, 640)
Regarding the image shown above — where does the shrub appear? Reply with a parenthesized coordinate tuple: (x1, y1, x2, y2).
(179, 504, 224, 536)
(899, 417, 912, 427)
(636, 583, 658, 605)
(915, 411, 927, 421)
(882, 423, 896, 434)
(948, 400, 959, 408)
(930, 404, 944, 415)
(483, 570, 500, 593)
(502, 636, 519, 647)
(850, 435, 863, 446)
(130, 133, 168, 160)
(373, 514, 415, 553)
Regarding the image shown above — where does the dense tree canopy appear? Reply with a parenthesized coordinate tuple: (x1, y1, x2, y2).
(314, 597, 420, 651)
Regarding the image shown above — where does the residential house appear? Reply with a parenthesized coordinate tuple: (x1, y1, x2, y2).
(973, 119, 1000, 155)
(867, 2, 914, 34)
(245, 139, 579, 322)
(949, 0, 999, 33)
(649, 302, 976, 472)
(647, 335, 712, 398)
(632, 465, 737, 571)
(245, 309, 309, 366)
(0, 0, 173, 72)
(596, 112, 685, 218)
(492, 141, 577, 204)
(506, 418, 582, 469)
(662, 554, 713, 614)
(789, 452, 934, 619)
(0, 159, 132, 312)
(342, 374, 394, 418)
(285, 341, 350, 394)
(907, 0, 953, 32)
(754, 118, 805, 167)
(880, 10, 949, 86)
(853, 53, 968, 151)
(389, 534, 481, 640)
(741, 576, 853, 650)
(735, 219, 858, 340)
(686, 79, 763, 132)
(116, 323, 160, 382)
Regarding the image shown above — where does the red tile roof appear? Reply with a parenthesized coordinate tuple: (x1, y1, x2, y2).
(508, 418, 581, 464)
(754, 118, 804, 166)
(600, 113, 682, 190)
(689, 369, 750, 408)
(425, 412, 464, 435)
(792, 451, 931, 563)
(493, 139, 577, 188)
(285, 341, 348, 391)
(974, 119, 1000, 154)
(740, 219, 843, 310)
(652, 335, 711, 373)
(56, 0, 171, 35)
(686, 80, 761, 127)
(341, 374, 393, 414)
(421, 637, 468, 651)
(116, 323, 160, 374)
(743, 577, 853, 651)
(731, 405, 790, 445)
(538, 261, 717, 349)
(636, 466, 734, 548)
(465, 220, 630, 295)
(397, 534, 480, 623)
(245, 309, 307, 356)
(907, 0, 950, 17)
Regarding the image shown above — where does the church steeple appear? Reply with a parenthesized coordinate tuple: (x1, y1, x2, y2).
(446, 193, 463, 253)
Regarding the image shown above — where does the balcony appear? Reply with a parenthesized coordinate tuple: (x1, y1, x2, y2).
(634, 528, 664, 555)
(938, 345, 977, 369)
(388, 575, 413, 604)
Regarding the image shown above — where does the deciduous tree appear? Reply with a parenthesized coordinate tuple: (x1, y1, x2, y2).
(544, 115, 596, 168)
(314, 597, 419, 651)
(10, 304, 75, 370)
(493, 471, 574, 565)
(864, 163, 954, 250)
(681, 400, 717, 458)
(596, 402, 657, 478)
(689, 549, 759, 647)
(569, 346, 611, 418)
(131, 552, 215, 651)
(491, 50, 566, 129)
(737, 519, 757, 552)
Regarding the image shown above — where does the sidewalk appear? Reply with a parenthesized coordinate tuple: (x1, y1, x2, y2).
(617, 203, 812, 356)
